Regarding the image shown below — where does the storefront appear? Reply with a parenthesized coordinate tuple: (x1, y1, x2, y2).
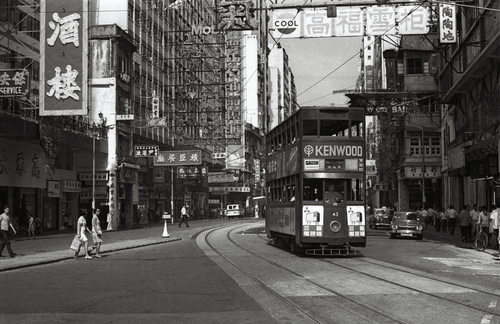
(0, 138, 46, 229)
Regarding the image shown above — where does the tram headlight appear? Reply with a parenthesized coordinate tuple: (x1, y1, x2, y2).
(330, 221, 341, 232)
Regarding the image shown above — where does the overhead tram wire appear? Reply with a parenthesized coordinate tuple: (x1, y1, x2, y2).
(296, 2, 429, 101)
(299, 84, 357, 106)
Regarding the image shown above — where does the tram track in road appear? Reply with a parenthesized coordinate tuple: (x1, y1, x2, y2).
(254, 230, 500, 323)
(199, 223, 412, 324)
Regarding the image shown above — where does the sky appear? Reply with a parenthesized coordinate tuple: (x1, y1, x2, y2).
(278, 37, 362, 108)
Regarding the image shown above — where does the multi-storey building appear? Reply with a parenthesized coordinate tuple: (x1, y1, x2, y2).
(349, 33, 441, 211)
(267, 45, 298, 129)
(439, 0, 500, 210)
(0, 0, 270, 231)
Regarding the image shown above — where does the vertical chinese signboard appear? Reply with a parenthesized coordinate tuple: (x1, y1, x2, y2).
(40, 0, 88, 116)
(439, 3, 456, 43)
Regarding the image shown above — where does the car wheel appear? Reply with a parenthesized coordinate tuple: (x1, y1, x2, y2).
(373, 224, 377, 229)
(417, 235, 423, 240)
(390, 233, 396, 239)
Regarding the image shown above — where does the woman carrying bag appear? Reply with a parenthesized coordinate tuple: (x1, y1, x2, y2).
(74, 213, 92, 260)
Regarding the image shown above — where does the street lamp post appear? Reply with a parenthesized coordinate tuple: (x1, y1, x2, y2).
(410, 122, 425, 208)
(92, 123, 96, 210)
(92, 112, 114, 222)
(420, 126, 426, 208)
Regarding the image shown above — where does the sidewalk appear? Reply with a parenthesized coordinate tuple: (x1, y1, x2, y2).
(423, 222, 500, 258)
(0, 220, 191, 272)
(1, 218, 497, 272)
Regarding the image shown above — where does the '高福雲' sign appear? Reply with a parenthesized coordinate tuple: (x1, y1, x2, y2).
(0, 69, 30, 97)
(154, 150, 202, 166)
(134, 145, 159, 157)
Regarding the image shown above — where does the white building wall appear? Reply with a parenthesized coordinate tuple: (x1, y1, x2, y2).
(93, 0, 129, 29)
(241, 34, 259, 128)
(268, 47, 285, 129)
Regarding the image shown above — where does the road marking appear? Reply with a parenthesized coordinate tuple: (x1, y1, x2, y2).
(488, 300, 497, 308)
(423, 257, 500, 271)
(481, 315, 492, 324)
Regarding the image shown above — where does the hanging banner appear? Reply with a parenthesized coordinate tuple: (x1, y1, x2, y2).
(272, 6, 430, 39)
(366, 7, 396, 36)
(40, 0, 88, 115)
(439, 3, 456, 43)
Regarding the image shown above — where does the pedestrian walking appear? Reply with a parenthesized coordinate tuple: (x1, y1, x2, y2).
(490, 205, 499, 250)
(431, 207, 440, 232)
(91, 209, 103, 258)
(0, 205, 17, 257)
(440, 208, 448, 233)
(446, 204, 458, 235)
(458, 205, 471, 242)
(34, 216, 41, 235)
(27, 214, 36, 239)
(74, 213, 92, 260)
(178, 203, 190, 228)
(63, 213, 69, 233)
(421, 208, 429, 226)
(470, 204, 480, 241)
(479, 206, 490, 244)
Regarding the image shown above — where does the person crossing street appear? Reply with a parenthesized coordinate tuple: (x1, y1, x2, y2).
(179, 203, 190, 228)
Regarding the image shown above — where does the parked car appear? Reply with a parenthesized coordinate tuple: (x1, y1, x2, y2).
(390, 211, 424, 240)
(368, 207, 394, 229)
(226, 204, 244, 219)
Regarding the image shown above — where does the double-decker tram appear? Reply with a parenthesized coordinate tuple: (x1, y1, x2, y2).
(265, 106, 366, 256)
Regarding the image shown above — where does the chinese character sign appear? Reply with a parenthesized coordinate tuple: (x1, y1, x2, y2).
(272, 6, 430, 39)
(0, 69, 30, 97)
(154, 150, 202, 166)
(134, 145, 159, 157)
(216, 0, 258, 31)
(335, 8, 364, 37)
(366, 7, 396, 36)
(40, 0, 88, 116)
(439, 3, 456, 43)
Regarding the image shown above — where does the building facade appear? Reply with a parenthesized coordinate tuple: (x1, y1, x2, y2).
(0, 0, 271, 232)
(438, 0, 500, 210)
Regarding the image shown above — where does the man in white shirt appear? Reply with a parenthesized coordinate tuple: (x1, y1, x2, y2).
(0, 205, 17, 257)
(489, 205, 499, 251)
(470, 204, 480, 240)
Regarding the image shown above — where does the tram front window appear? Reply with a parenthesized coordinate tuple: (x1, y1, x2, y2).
(325, 179, 345, 203)
(347, 179, 364, 202)
(303, 179, 322, 201)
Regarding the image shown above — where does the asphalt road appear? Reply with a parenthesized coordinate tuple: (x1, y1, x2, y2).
(0, 218, 498, 324)
(0, 219, 278, 324)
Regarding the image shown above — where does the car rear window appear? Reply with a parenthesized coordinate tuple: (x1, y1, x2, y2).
(395, 213, 420, 220)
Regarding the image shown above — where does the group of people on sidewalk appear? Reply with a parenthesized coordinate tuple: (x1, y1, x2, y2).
(420, 204, 500, 249)
(73, 208, 103, 260)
